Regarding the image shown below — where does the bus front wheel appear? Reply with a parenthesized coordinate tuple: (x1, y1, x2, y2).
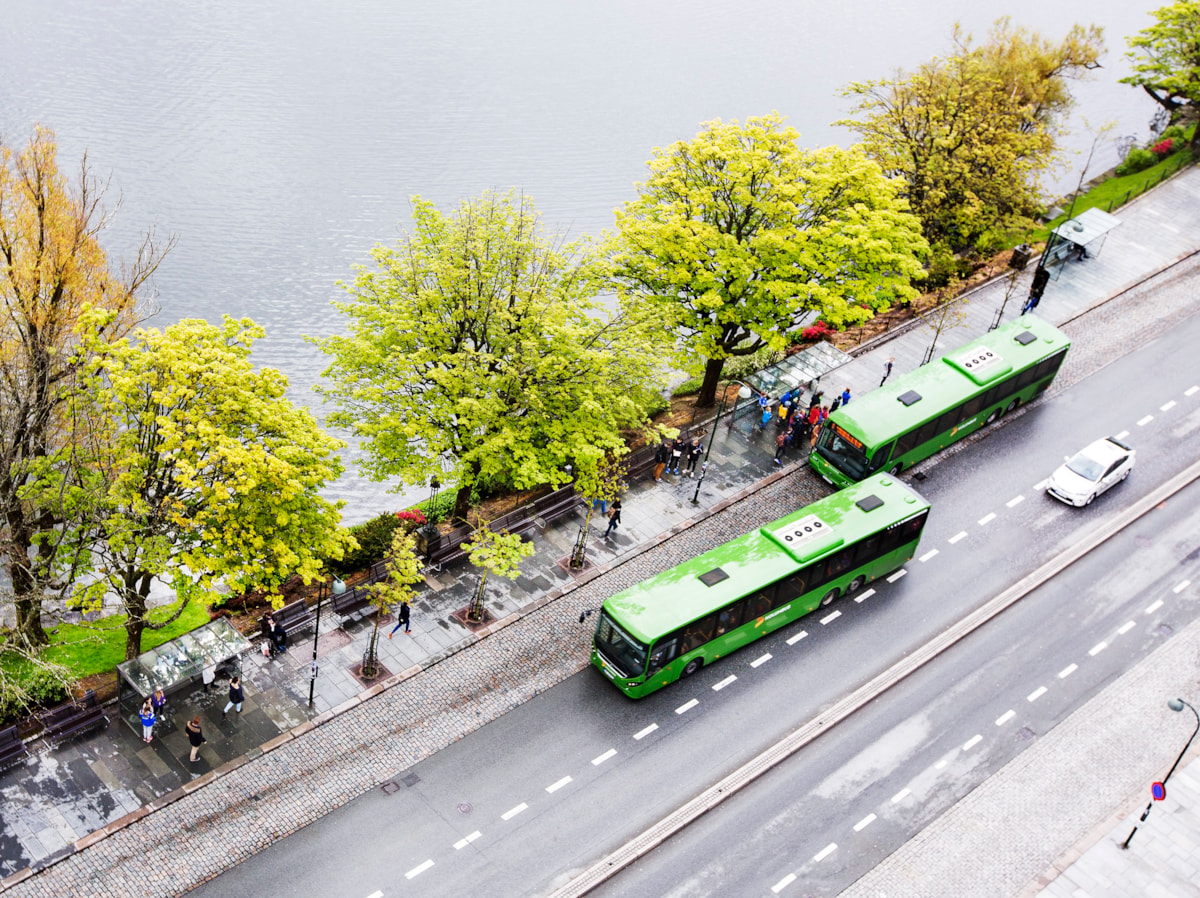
(681, 658, 703, 678)
(985, 408, 1001, 425)
(820, 587, 840, 607)
(888, 463, 903, 476)
(846, 576, 867, 595)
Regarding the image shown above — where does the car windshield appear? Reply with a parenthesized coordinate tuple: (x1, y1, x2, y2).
(594, 612, 648, 679)
(1065, 451, 1105, 482)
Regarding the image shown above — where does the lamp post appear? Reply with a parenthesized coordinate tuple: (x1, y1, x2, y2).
(690, 461, 708, 504)
(1121, 697, 1200, 848)
(426, 476, 440, 529)
(307, 575, 346, 707)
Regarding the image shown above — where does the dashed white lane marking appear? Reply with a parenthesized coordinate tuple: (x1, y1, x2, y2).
(1174, 580, 1191, 594)
(855, 588, 876, 604)
(814, 843, 838, 862)
(1114, 431, 1130, 441)
(713, 675, 737, 691)
(592, 749, 617, 765)
(1146, 599, 1164, 614)
(367, 892, 383, 898)
(887, 569, 907, 583)
(1161, 400, 1177, 412)
(405, 860, 434, 879)
(1058, 663, 1078, 679)
(919, 549, 939, 562)
(751, 653, 772, 667)
(820, 610, 841, 625)
(453, 831, 482, 850)
(771, 873, 797, 893)
(1186, 385, 1199, 397)
(978, 512, 997, 526)
(949, 531, 968, 544)
(853, 813, 877, 832)
(1033, 479, 1049, 491)
(501, 803, 528, 821)
(1028, 686, 1047, 702)
(676, 699, 699, 714)
(1089, 642, 1108, 657)
(633, 724, 658, 740)
(1117, 621, 1136, 636)
(934, 759, 948, 770)
(891, 787, 911, 803)
(787, 630, 809, 645)
(1006, 495, 1025, 508)
(546, 776, 572, 793)
(1137, 414, 1154, 426)
(963, 734, 983, 751)
(996, 710, 1016, 726)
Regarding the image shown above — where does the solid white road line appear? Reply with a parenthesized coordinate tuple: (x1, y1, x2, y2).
(978, 512, 996, 526)
(546, 776, 572, 793)
(1117, 621, 1136, 635)
(820, 610, 841, 625)
(501, 803, 528, 821)
(1089, 642, 1108, 656)
(633, 724, 658, 740)
(1174, 579, 1191, 594)
(1161, 400, 1177, 412)
(751, 653, 772, 667)
(949, 531, 967, 544)
(963, 734, 982, 751)
(1137, 414, 1154, 426)
(787, 630, 808, 645)
(1146, 599, 1164, 614)
(1006, 495, 1025, 508)
(405, 860, 434, 879)
(1028, 686, 1047, 702)
(853, 813, 877, 832)
(453, 831, 482, 850)
(919, 549, 939, 562)
(996, 710, 1015, 726)
(676, 699, 699, 714)
(713, 675, 737, 691)
(771, 873, 797, 893)
(891, 787, 911, 803)
(854, 588, 876, 604)
(1058, 663, 1077, 679)
(814, 843, 837, 862)
(887, 569, 907, 582)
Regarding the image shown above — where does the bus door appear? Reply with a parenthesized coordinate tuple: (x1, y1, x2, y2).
(871, 440, 897, 472)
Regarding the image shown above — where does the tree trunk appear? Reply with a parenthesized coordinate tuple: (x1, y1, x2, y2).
(123, 575, 152, 660)
(6, 530, 48, 647)
(452, 483, 472, 522)
(696, 357, 727, 408)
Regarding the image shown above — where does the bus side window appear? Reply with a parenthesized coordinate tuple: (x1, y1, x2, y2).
(647, 638, 679, 673)
(852, 533, 883, 565)
(894, 428, 917, 457)
(773, 572, 808, 608)
(871, 440, 897, 470)
(824, 547, 854, 580)
(745, 589, 774, 620)
(715, 599, 747, 636)
(679, 613, 717, 653)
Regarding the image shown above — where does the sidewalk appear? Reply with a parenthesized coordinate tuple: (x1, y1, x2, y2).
(1, 162, 1199, 895)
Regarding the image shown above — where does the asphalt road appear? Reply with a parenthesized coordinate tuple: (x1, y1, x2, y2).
(187, 312, 1200, 898)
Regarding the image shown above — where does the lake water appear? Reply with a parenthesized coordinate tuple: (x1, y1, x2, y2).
(1, 0, 1162, 521)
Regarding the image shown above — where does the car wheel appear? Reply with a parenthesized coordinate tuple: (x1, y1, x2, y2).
(1084, 492, 1095, 506)
(846, 576, 867, 595)
(1120, 469, 1130, 482)
(680, 658, 702, 678)
(820, 587, 840, 607)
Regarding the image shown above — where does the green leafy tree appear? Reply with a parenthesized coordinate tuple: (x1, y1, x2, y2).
(462, 527, 534, 622)
(1122, 0, 1200, 151)
(361, 530, 423, 676)
(0, 126, 170, 648)
(840, 19, 1104, 253)
(569, 451, 627, 569)
(315, 190, 667, 521)
(612, 113, 926, 408)
(29, 315, 352, 660)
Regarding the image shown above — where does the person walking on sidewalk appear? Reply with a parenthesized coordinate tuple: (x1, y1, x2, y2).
(880, 357, 894, 386)
(604, 499, 622, 537)
(841, 387, 852, 406)
(186, 716, 206, 763)
(653, 442, 669, 482)
(773, 429, 788, 465)
(222, 676, 244, 719)
(139, 699, 156, 743)
(388, 601, 412, 638)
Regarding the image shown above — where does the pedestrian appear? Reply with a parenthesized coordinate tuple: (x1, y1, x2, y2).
(830, 395, 841, 414)
(841, 387, 852, 407)
(773, 430, 788, 465)
(810, 406, 828, 449)
(139, 699, 156, 743)
(604, 498, 622, 537)
(186, 715, 206, 763)
(150, 685, 167, 720)
(669, 439, 684, 475)
(222, 676, 244, 719)
(201, 663, 217, 692)
(270, 616, 288, 654)
(684, 437, 704, 476)
(808, 387, 823, 412)
(260, 611, 277, 658)
(592, 497, 608, 515)
(880, 357, 894, 386)
(653, 442, 669, 482)
(387, 601, 412, 638)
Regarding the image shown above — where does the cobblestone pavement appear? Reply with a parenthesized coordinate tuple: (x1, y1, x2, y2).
(0, 165, 1198, 896)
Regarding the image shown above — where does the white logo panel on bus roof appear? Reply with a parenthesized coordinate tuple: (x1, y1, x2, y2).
(770, 514, 833, 546)
(953, 347, 1004, 372)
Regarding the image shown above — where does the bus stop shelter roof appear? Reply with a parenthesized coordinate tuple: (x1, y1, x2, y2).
(1051, 207, 1121, 247)
(746, 340, 851, 398)
(117, 617, 252, 699)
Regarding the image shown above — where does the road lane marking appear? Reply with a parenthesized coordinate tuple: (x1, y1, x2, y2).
(1033, 479, 1048, 491)
(367, 892, 383, 898)
(963, 734, 982, 751)
(978, 512, 996, 526)
(1146, 599, 1164, 614)
(1058, 663, 1078, 679)
(996, 710, 1015, 726)
(887, 569, 907, 583)
(787, 630, 808, 645)
(891, 787, 911, 803)
(919, 549, 939, 562)
(633, 724, 658, 740)
(1161, 400, 1177, 412)
(935, 758, 948, 770)
(592, 749, 617, 765)
(546, 776, 572, 793)
(501, 803, 528, 821)
(1137, 414, 1154, 426)
(855, 588, 876, 604)
(1028, 686, 1047, 702)
(1089, 642, 1108, 656)
(771, 873, 796, 893)
(820, 610, 841, 625)
(713, 675, 737, 691)
(453, 831, 482, 850)
(1186, 386, 1199, 396)
(676, 699, 699, 714)
(1114, 431, 1130, 441)
(751, 653, 772, 667)
(949, 531, 967, 544)
(853, 813, 877, 832)
(405, 860, 434, 879)
(1006, 495, 1025, 508)
(1117, 621, 1136, 635)
(814, 843, 837, 862)
(1173, 580, 1191, 594)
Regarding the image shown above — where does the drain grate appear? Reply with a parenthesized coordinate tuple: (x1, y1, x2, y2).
(1016, 727, 1037, 742)
(458, 802, 473, 815)
(381, 781, 400, 795)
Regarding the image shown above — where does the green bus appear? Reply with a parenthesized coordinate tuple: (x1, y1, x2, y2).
(809, 314, 1071, 489)
(591, 474, 930, 698)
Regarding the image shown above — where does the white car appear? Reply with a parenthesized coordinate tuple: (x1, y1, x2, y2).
(1046, 436, 1135, 507)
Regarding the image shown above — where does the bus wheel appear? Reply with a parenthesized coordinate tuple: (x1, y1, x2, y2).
(846, 576, 866, 595)
(985, 408, 1001, 425)
(1004, 399, 1020, 415)
(820, 588, 840, 607)
(681, 658, 703, 678)
(888, 463, 903, 476)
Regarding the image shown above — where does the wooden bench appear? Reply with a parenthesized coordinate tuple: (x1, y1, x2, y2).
(0, 724, 28, 772)
(487, 507, 536, 538)
(425, 522, 475, 572)
(261, 598, 315, 640)
(37, 690, 109, 748)
(531, 485, 582, 528)
(626, 445, 658, 482)
(331, 583, 374, 620)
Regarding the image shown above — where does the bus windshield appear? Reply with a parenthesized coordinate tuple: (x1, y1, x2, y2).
(815, 427, 871, 481)
(594, 612, 648, 678)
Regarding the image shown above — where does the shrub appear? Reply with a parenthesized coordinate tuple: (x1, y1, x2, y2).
(1151, 137, 1175, 158)
(801, 321, 833, 342)
(1116, 147, 1156, 176)
(0, 661, 70, 726)
(394, 509, 426, 532)
(329, 512, 404, 577)
(1161, 124, 1186, 142)
(672, 377, 703, 397)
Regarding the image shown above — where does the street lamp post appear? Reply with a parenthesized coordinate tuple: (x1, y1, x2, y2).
(1121, 697, 1200, 849)
(308, 575, 346, 707)
(690, 461, 708, 504)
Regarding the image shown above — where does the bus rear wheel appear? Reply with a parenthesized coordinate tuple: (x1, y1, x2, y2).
(1004, 398, 1020, 415)
(820, 587, 840, 607)
(846, 576, 867, 595)
(681, 658, 703, 678)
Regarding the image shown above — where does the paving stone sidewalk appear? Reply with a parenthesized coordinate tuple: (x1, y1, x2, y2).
(1, 163, 1198, 896)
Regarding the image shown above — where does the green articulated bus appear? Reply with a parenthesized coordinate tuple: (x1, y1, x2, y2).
(809, 314, 1071, 490)
(591, 473, 930, 699)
